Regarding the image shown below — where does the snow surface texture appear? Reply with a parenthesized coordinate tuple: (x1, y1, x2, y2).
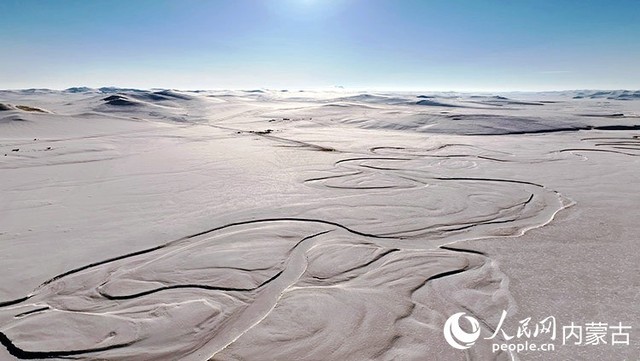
(0, 89, 639, 360)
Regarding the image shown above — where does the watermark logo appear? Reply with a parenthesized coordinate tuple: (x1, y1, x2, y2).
(443, 312, 481, 349)
(442, 310, 632, 355)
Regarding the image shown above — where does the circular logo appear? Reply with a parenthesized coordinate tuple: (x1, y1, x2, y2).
(443, 312, 481, 349)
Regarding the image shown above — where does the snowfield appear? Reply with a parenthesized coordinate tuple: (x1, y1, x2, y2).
(0, 88, 639, 360)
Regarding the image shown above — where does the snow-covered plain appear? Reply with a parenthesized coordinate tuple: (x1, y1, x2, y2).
(0, 88, 639, 360)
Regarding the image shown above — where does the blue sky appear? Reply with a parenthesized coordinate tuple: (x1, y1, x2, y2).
(1, 0, 639, 91)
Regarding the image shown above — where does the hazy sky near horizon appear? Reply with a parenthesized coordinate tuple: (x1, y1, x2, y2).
(1, 0, 639, 91)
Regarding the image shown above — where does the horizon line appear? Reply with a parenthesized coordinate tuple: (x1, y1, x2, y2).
(2, 86, 639, 94)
